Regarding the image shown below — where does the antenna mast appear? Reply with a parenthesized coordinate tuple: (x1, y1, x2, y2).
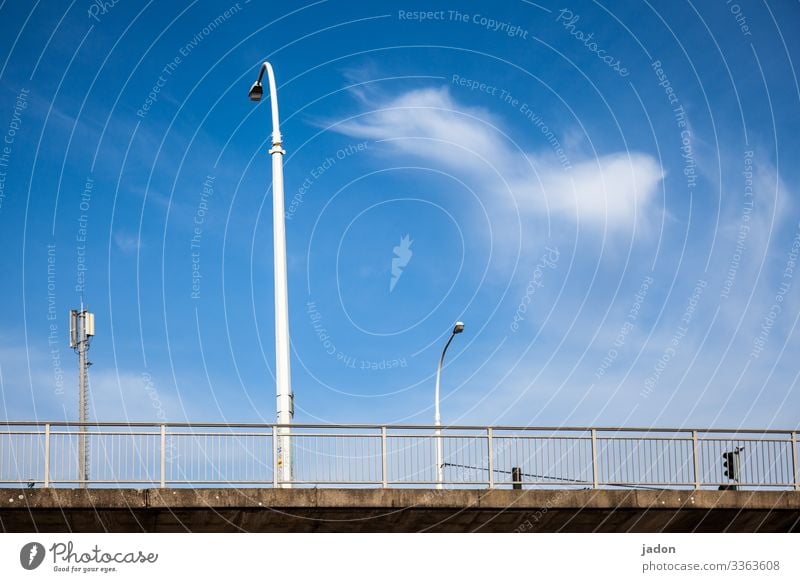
(70, 308, 94, 488)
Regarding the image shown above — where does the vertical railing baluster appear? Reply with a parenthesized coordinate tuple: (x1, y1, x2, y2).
(487, 427, 494, 489)
(272, 426, 278, 488)
(381, 427, 388, 488)
(591, 429, 598, 489)
(692, 430, 700, 489)
(44, 424, 51, 488)
(160, 425, 166, 488)
(792, 432, 798, 491)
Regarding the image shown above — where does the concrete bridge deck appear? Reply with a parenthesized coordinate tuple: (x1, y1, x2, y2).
(2, 488, 799, 532)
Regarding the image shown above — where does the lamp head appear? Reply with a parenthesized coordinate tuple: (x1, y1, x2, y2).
(453, 321, 465, 334)
(248, 82, 263, 102)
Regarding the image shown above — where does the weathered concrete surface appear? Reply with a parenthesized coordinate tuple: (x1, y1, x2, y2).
(1, 488, 798, 532)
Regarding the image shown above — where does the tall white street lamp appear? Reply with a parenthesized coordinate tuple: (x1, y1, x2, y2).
(434, 321, 465, 489)
(249, 62, 293, 487)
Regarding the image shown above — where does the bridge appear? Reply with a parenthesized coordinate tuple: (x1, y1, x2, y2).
(1, 422, 798, 532)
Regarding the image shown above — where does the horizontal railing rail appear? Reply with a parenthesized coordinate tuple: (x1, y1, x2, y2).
(0, 422, 797, 491)
(1, 421, 796, 433)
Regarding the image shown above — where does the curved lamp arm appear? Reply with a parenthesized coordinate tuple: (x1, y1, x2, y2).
(250, 61, 283, 149)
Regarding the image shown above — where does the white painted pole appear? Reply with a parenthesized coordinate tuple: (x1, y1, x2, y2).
(434, 353, 444, 490)
(253, 62, 293, 487)
(434, 322, 464, 489)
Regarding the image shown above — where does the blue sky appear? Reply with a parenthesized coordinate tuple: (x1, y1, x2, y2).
(0, 0, 798, 430)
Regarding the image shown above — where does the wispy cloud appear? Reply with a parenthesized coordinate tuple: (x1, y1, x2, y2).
(329, 86, 664, 231)
(113, 230, 142, 253)
(0, 338, 187, 423)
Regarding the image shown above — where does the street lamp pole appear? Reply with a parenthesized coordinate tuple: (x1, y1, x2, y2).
(434, 321, 464, 489)
(250, 62, 293, 487)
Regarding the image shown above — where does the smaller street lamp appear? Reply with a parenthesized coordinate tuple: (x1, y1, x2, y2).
(435, 321, 465, 489)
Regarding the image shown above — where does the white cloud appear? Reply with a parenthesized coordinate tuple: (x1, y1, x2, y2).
(540, 153, 663, 227)
(113, 230, 142, 253)
(0, 337, 187, 423)
(330, 86, 664, 231)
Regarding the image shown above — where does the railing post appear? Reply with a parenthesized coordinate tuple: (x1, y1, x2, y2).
(272, 425, 279, 488)
(692, 430, 700, 489)
(159, 424, 166, 488)
(381, 426, 388, 488)
(44, 424, 51, 488)
(591, 429, 598, 489)
(792, 431, 798, 491)
(487, 427, 494, 489)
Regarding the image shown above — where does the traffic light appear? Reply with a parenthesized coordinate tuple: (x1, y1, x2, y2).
(722, 448, 741, 485)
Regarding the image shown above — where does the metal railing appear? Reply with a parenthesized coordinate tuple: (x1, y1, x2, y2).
(1, 422, 798, 490)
